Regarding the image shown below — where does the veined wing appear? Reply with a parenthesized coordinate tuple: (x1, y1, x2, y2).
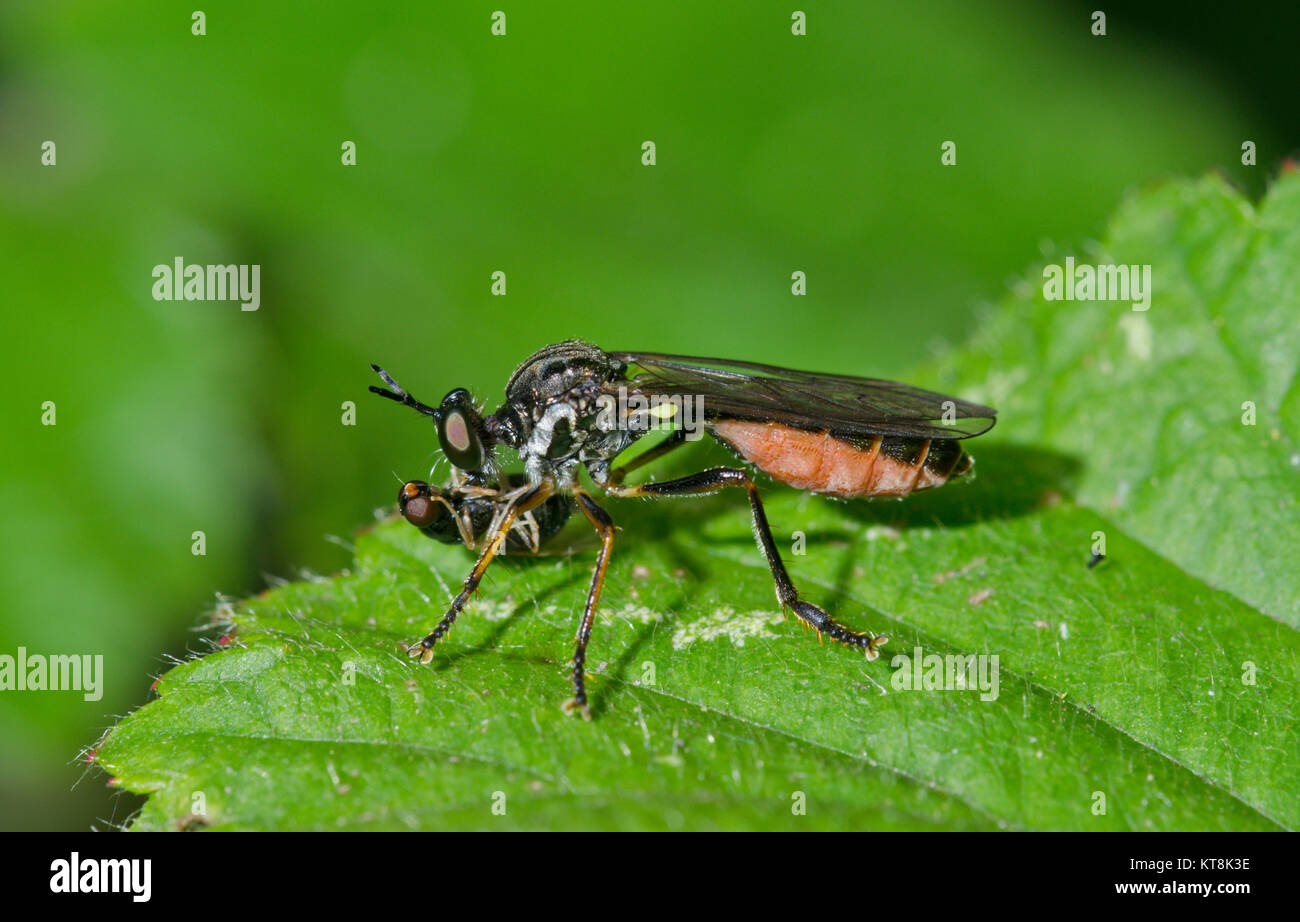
(608, 351, 996, 440)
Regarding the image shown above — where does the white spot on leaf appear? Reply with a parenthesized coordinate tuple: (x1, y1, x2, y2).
(671, 606, 784, 649)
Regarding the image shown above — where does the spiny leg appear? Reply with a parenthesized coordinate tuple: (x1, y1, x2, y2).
(562, 490, 617, 720)
(407, 482, 554, 662)
(604, 469, 887, 658)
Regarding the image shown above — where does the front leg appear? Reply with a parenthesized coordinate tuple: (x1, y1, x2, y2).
(407, 481, 554, 662)
(604, 469, 887, 658)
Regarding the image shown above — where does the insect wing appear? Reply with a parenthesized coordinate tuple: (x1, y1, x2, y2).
(608, 352, 996, 440)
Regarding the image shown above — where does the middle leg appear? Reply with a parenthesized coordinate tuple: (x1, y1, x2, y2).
(562, 489, 618, 720)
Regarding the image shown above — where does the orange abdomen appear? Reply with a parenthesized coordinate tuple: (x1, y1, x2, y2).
(709, 420, 970, 498)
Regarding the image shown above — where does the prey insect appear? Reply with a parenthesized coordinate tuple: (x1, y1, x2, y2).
(370, 340, 996, 719)
(397, 472, 572, 555)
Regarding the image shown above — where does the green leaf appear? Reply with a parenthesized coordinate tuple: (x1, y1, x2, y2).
(95, 173, 1300, 830)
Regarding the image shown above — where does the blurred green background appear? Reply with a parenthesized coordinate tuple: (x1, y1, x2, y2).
(0, 1, 1291, 829)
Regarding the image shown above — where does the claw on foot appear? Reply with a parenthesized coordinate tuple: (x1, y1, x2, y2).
(561, 698, 593, 721)
(405, 642, 435, 664)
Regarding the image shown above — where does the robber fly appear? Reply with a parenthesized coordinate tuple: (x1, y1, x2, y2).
(371, 340, 995, 719)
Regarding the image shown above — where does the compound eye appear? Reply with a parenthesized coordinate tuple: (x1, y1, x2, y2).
(398, 481, 446, 529)
(436, 389, 486, 472)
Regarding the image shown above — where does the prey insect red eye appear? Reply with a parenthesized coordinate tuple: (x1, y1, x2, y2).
(401, 495, 437, 528)
(397, 481, 442, 529)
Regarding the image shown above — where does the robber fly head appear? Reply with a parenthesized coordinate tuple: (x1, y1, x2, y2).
(432, 388, 492, 473)
(369, 365, 496, 475)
